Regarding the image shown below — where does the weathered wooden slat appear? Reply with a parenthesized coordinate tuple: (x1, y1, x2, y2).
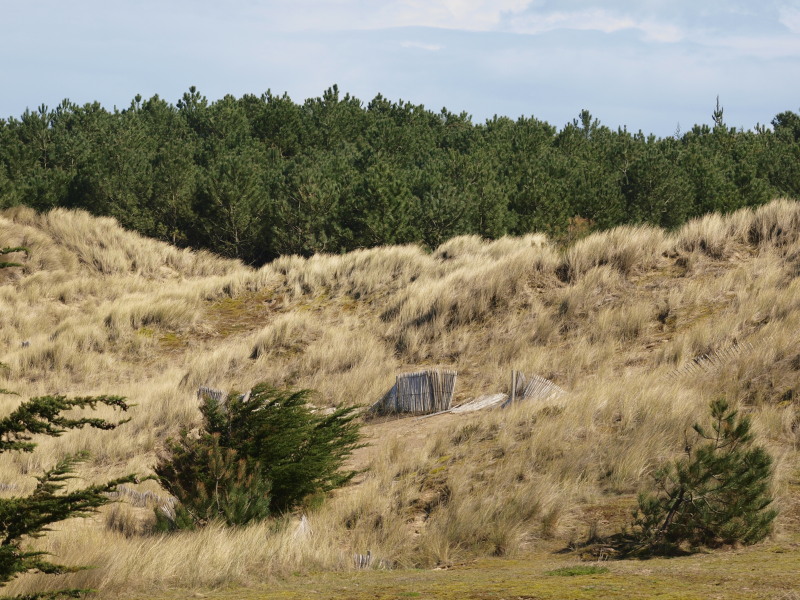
(104, 484, 177, 508)
(451, 393, 507, 413)
(354, 550, 372, 569)
(370, 369, 457, 415)
(501, 372, 565, 408)
(522, 374, 566, 400)
(197, 385, 225, 403)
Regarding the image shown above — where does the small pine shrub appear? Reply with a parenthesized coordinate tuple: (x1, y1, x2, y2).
(155, 383, 363, 527)
(630, 399, 776, 553)
(154, 432, 272, 528)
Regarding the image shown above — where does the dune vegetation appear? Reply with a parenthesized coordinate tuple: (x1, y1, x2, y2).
(1, 200, 799, 598)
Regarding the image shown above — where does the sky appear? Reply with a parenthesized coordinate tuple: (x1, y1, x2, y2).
(1, 0, 799, 137)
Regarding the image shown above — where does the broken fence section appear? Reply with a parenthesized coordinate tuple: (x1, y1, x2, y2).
(105, 484, 177, 509)
(354, 550, 372, 569)
(353, 550, 392, 569)
(197, 386, 252, 407)
(197, 385, 225, 403)
(503, 371, 566, 407)
(666, 341, 753, 380)
(417, 372, 566, 420)
(370, 369, 457, 415)
(451, 393, 508, 413)
(416, 393, 508, 420)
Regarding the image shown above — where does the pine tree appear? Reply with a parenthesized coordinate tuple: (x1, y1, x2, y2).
(631, 399, 776, 554)
(712, 95, 725, 129)
(155, 383, 363, 526)
(153, 431, 272, 529)
(0, 394, 135, 597)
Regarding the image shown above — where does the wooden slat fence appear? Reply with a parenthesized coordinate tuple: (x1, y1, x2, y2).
(503, 371, 565, 407)
(451, 393, 508, 413)
(354, 550, 372, 569)
(197, 385, 225, 403)
(353, 550, 391, 569)
(197, 386, 252, 408)
(105, 484, 177, 509)
(105, 484, 178, 527)
(417, 392, 508, 420)
(522, 374, 566, 401)
(370, 369, 457, 415)
(666, 341, 753, 380)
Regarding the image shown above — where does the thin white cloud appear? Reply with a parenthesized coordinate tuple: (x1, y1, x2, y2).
(508, 9, 684, 42)
(265, 0, 537, 32)
(400, 40, 443, 51)
(709, 32, 800, 59)
(779, 6, 800, 33)
(262, 2, 686, 44)
(254, 0, 795, 58)
(378, 0, 534, 31)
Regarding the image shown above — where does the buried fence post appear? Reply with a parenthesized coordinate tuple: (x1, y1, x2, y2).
(354, 550, 372, 569)
(510, 370, 517, 405)
(394, 375, 400, 413)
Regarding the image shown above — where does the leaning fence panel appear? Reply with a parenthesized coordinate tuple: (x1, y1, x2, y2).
(369, 369, 457, 415)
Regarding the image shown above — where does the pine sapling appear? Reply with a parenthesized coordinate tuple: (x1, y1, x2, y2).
(630, 399, 776, 554)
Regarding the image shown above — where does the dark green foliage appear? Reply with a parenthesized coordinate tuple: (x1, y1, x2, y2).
(153, 431, 272, 528)
(0, 394, 130, 454)
(630, 399, 776, 554)
(1, 91, 797, 263)
(152, 503, 195, 533)
(0, 393, 134, 597)
(155, 383, 362, 527)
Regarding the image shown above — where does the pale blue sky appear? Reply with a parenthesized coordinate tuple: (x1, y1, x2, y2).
(1, 0, 798, 136)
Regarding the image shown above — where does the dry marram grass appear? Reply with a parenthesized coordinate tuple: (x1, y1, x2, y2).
(1, 202, 799, 597)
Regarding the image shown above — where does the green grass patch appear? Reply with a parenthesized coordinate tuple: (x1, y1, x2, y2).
(207, 291, 278, 336)
(158, 331, 186, 350)
(136, 542, 800, 600)
(545, 565, 609, 577)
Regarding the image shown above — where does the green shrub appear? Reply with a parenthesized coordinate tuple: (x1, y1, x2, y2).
(154, 432, 272, 529)
(155, 383, 362, 527)
(630, 399, 776, 553)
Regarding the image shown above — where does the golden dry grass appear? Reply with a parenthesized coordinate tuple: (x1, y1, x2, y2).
(1, 202, 799, 598)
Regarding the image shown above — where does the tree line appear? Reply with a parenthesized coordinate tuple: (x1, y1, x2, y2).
(2, 86, 799, 263)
